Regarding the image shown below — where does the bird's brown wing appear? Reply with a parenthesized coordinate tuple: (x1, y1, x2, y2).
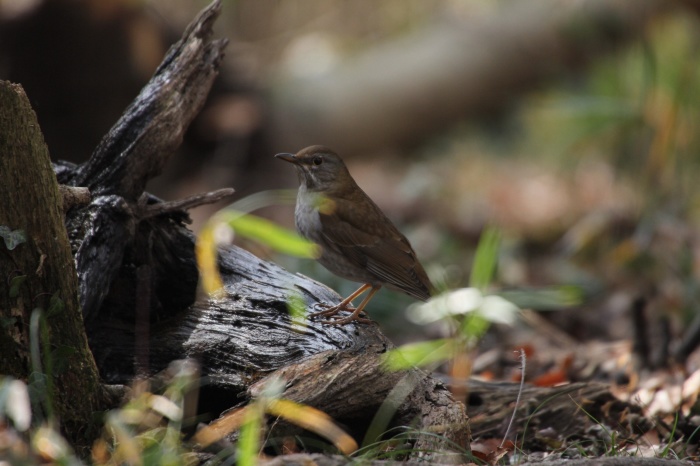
(318, 197, 432, 300)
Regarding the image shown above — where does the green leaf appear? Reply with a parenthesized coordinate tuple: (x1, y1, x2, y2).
(460, 312, 490, 341)
(9, 275, 27, 298)
(286, 290, 308, 325)
(470, 227, 500, 290)
(382, 339, 455, 371)
(47, 293, 65, 317)
(238, 403, 263, 466)
(0, 226, 26, 251)
(223, 210, 320, 259)
(498, 285, 583, 310)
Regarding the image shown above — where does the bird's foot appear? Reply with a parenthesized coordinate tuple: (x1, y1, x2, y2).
(310, 301, 355, 318)
(309, 302, 371, 324)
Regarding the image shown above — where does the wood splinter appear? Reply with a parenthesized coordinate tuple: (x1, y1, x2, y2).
(137, 187, 236, 220)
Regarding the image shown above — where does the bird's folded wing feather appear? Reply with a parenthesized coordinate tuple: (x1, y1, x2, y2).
(318, 198, 431, 300)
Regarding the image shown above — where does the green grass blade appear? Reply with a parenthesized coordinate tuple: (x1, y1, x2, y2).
(223, 210, 319, 259)
(470, 227, 500, 291)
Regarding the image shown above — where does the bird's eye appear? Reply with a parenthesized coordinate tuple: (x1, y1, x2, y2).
(313, 156, 323, 166)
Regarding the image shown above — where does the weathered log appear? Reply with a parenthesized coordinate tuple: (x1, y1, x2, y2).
(86, 242, 470, 459)
(247, 346, 469, 458)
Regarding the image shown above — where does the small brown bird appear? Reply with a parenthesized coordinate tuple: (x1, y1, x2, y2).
(276, 145, 433, 325)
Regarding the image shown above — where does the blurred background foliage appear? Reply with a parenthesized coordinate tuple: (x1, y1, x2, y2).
(3, 0, 700, 379)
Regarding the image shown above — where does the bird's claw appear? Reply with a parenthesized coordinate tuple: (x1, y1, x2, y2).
(310, 301, 354, 318)
(309, 301, 371, 323)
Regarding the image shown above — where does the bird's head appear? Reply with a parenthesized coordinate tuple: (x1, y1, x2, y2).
(275, 145, 353, 192)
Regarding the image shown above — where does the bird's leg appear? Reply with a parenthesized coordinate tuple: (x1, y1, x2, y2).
(309, 283, 372, 318)
(320, 286, 381, 325)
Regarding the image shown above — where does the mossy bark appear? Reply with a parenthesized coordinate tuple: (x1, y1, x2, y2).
(0, 81, 104, 449)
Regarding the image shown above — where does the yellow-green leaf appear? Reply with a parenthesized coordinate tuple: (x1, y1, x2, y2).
(195, 225, 224, 296)
(382, 338, 456, 371)
(223, 211, 320, 259)
(267, 399, 358, 455)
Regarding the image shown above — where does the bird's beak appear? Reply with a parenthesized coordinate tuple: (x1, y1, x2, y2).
(275, 153, 298, 164)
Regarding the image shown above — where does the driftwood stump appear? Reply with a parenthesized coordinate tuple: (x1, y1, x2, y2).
(51, 0, 470, 461)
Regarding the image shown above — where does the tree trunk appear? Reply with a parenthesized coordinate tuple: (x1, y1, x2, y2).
(0, 81, 104, 449)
